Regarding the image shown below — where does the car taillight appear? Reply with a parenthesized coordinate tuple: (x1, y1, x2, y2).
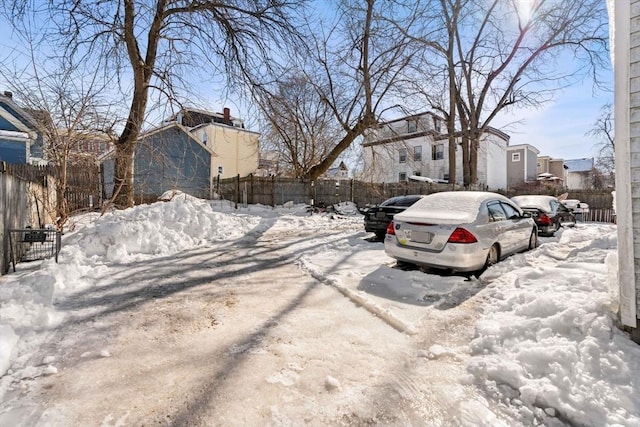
(447, 227, 477, 244)
(386, 221, 396, 236)
(538, 213, 552, 225)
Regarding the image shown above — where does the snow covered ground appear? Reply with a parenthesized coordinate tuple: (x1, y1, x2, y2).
(0, 193, 638, 426)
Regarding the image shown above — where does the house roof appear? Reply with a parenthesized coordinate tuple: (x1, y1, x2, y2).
(506, 143, 540, 154)
(0, 93, 43, 134)
(372, 111, 444, 127)
(484, 126, 510, 141)
(564, 158, 594, 172)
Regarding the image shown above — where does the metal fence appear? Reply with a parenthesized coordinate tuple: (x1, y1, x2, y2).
(8, 228, 62, 272)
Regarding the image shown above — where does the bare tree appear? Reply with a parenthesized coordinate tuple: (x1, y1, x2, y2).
(255, 74, 343, 178)
(6, 0, 304, 208)
(588, 102, 614, 180)
(402, 0, 608, 186)
(254, 0, 421, 181)
(0, 27, 118, 229)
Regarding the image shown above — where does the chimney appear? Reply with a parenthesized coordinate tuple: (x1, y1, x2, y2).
(223, 107, 231, 123)
(3, 91, 12, 99)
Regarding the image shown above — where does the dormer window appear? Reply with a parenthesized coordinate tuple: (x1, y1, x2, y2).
(433, 117, 441, 132)
(407, 119, 417, 133)
(202, 131, 208, 145)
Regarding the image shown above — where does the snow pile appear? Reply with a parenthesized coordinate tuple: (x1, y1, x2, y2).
(64, 195, 262, 262)
(468, 224, 640, 426)
(0, 196, 264, 382)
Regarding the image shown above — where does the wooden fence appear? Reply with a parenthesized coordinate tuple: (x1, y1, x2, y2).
(213, 175, 468, 208)
(0, 162, 102, 274)
(5, 163, 102, 212)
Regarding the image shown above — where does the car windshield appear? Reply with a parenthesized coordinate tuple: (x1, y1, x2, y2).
(380, 196, 421, 207)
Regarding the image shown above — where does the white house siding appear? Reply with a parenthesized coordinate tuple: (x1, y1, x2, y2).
(565, 173, 591, 190)
(483, 133, 508, 189)
(614, 0, 639, 328)
(361, 137, 460, 183)
(361, 116, 508, 188)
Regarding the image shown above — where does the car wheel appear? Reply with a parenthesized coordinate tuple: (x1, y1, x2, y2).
(484, 244, 500, 269)
(528, 229, 537, 250)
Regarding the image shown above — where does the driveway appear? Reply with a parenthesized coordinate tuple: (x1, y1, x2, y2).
(1, 216, 516, 426)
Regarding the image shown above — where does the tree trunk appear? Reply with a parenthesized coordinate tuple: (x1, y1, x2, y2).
(302, 115, 374, 181)
(461, 135, 471, 186)
(113, 142, 136, 208)
(470, 132, 479, 185)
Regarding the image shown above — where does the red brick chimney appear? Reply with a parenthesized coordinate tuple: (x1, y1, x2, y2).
(223, 107, 230, 123)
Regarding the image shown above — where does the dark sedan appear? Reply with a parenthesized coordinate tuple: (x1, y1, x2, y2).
(511, 195, 576, 237)
(360, 195, 424, 239)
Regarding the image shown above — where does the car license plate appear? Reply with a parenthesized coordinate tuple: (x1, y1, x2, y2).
(404, 230, 433, 243)
(376, 211, 387, 219)
(410, 231, 433, 244)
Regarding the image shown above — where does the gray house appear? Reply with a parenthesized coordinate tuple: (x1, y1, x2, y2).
(103, 122, 212, 201)
(506, 144, 540, 188)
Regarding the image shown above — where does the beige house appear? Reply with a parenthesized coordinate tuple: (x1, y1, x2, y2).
(181, 108, 259, 179)
(537, 156, 567, 184)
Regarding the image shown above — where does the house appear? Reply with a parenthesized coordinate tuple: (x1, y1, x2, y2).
(361, 111, 509, 189)
(323, 161, 349, 180)
(537, 155, 567, 185)
(611, 0, 639, 340)
(104, 107, 259, 200)
(0, 91, 45, 164)
(505, 144, 540, 188)
(255, 150, 280, 177)
(563, 158, 595, 190)
(58, 130, 114, 166)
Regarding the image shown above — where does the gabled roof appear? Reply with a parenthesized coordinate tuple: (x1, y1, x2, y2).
(0, 93, 43, 134)
(564, 158, 594, 172)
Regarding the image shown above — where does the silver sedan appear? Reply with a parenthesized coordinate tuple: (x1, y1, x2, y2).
(384, 191, 538, 273)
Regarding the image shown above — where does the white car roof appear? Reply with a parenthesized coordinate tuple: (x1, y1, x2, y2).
(395, 191, 507, 224)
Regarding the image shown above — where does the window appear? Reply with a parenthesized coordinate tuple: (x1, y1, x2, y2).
(399, 172, 407, 182)
(414, 146, 422, 161)
(487, 202, 507, 222)
(512, 152, 521, 162)
(399, 148, 407, 163)
(501, 202, 521, 220)
(202, 131, 208, 145)
(433, 117, 441, 132)
(407, 120, 417, 133)
(432, 144, 444, 160)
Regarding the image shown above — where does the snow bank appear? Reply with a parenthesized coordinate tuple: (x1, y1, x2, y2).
(468, 225, 640, 426)
(0, 196, 263, 385)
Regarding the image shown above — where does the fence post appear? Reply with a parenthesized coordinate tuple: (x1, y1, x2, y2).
(271, 175, 276, 207)
(235, 174, 240, 209)
(350, 179, 354, 203)
(249, 173, 254, 205)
